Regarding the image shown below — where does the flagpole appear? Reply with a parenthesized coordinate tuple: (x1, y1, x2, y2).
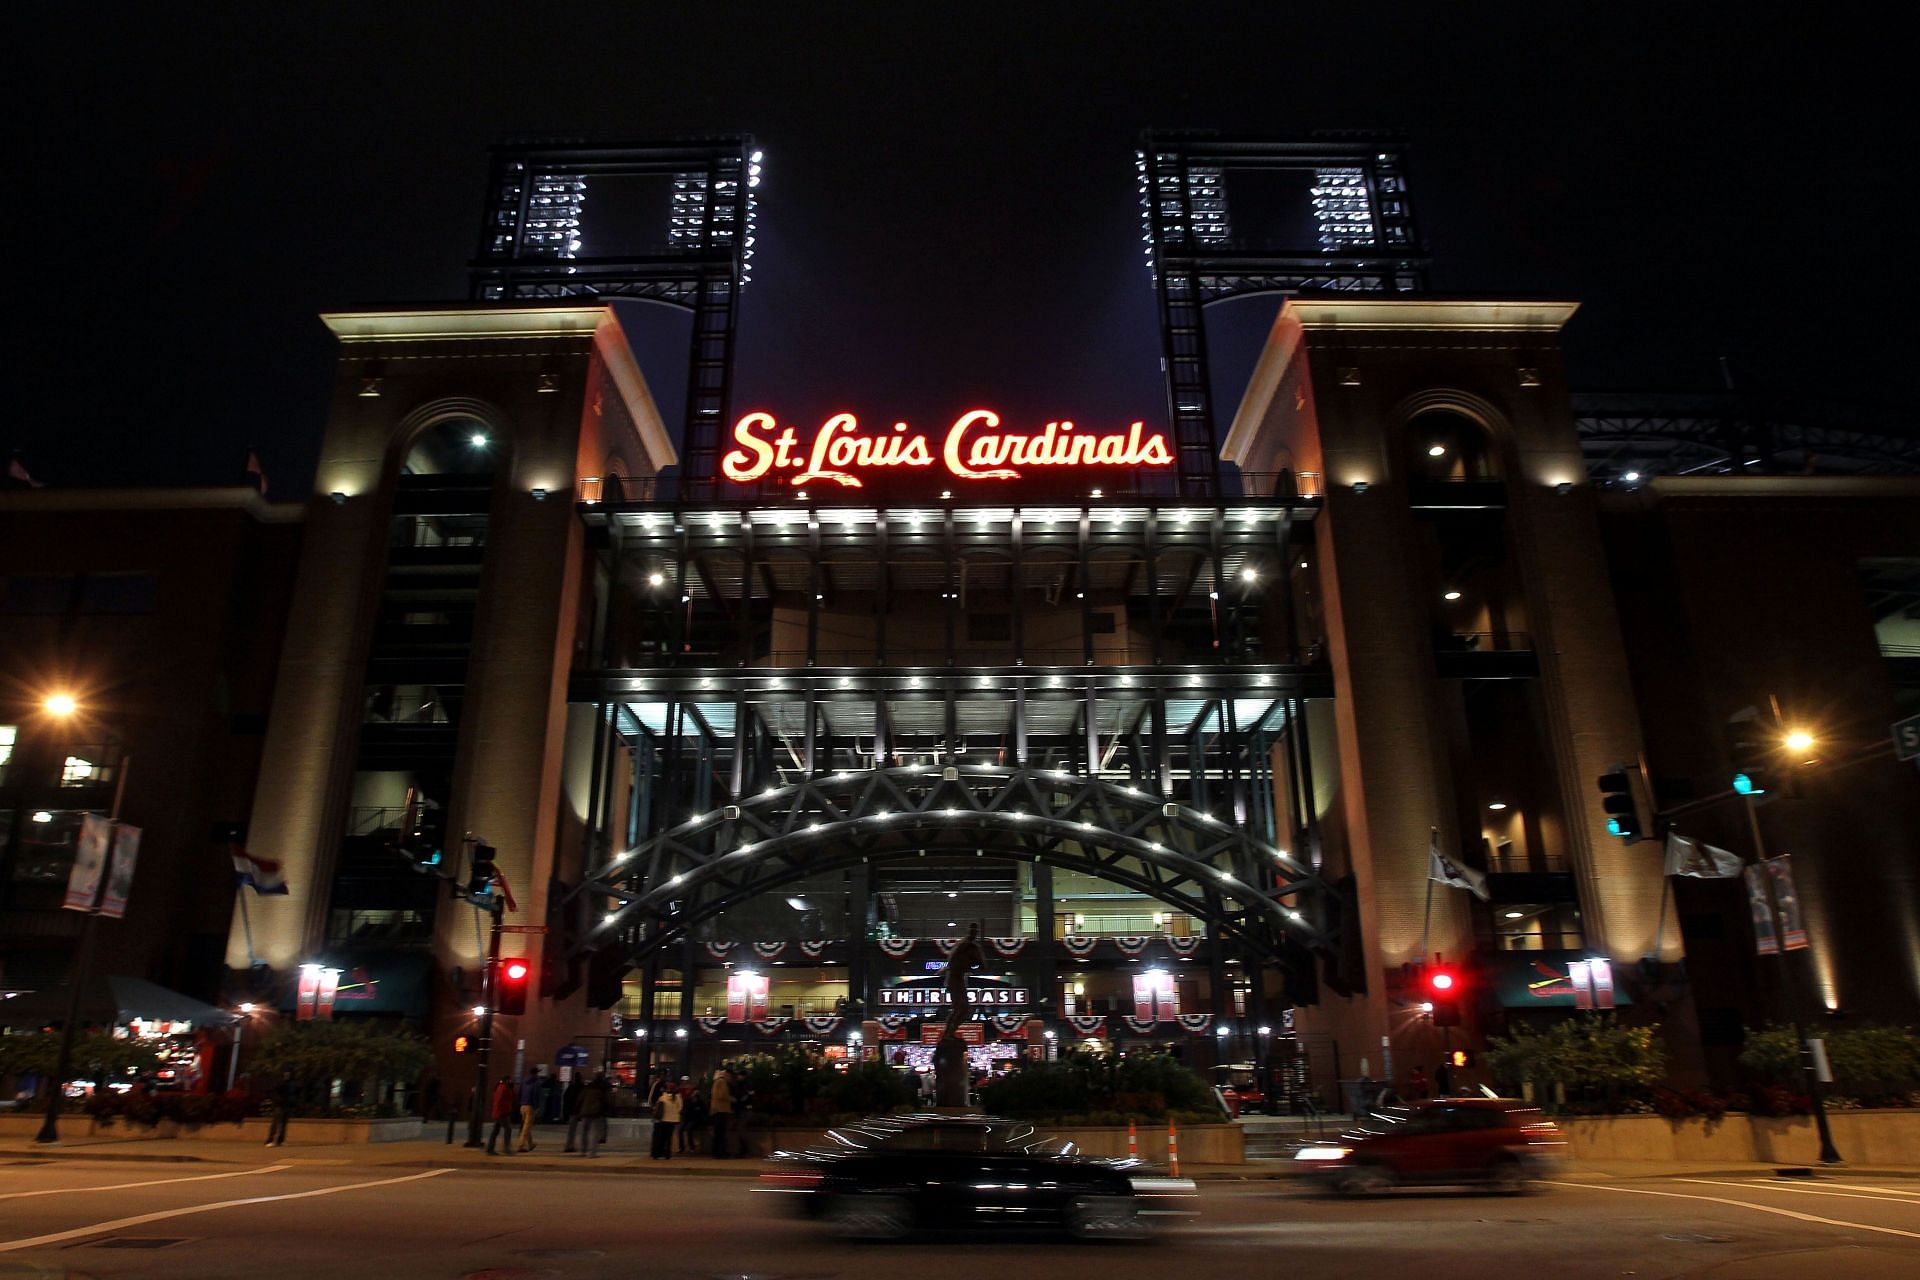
(236, 884, 258, 968)
(1649, 866, 1672, 961)
(1419, 828, 1436, 965)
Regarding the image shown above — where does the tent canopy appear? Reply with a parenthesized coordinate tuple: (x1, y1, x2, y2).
(0, 975, 236, 1029)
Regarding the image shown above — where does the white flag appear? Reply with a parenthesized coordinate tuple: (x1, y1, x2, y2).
(1427, 833, 1489, 900)
(1664, 832, 1741, 878)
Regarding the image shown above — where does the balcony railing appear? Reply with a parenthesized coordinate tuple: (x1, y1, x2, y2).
(577, 470, 1323, 506)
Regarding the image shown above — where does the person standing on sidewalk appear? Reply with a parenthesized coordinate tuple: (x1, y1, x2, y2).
(679, 1075, 706, 1154)
(650, 1076, 682, 1159)
(516, 1066, 543, 1152)
(264, 1069, 295, 1147)
(562, 1072, 585, 1152)
(486, 1077, 518, 1155)
(709, 1067, 735, 1158)
(578, 1071, 610, 1158)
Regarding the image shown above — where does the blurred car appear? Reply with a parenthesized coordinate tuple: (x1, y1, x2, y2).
(755, 1113, 1199, 1239)
(1292, 1097, 1566, 1194)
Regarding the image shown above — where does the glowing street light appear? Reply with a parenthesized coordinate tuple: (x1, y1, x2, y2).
(1784, 730, 1815, 754)
(43, 692, 78, 717)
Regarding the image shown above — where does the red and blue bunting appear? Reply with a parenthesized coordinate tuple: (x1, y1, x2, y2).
(988, 937, 1027, 958)
(1066, 1014, 1108, 1037)
(877, 937, 914, 958)
(1175, 1012, 1214, 1033)
(1062, 935, 1099, 958)
(802, 1016, 842, 1036)
(1112, 935, 1153, 957)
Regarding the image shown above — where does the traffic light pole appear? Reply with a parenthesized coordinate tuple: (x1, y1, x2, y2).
(464, 898, 503, 1149)
(1741, 795, 1842, 1165)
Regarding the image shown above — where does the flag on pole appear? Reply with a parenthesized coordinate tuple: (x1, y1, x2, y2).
(231, 846, 290, 895)
(245, 451, 267, 496)
(1427, 832, 1489, 901)
(1663, 831, 1742, 878)
(490, 867, 518, 913)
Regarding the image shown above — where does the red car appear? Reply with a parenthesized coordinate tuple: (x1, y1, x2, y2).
(1293, 1098, 1566, 1194)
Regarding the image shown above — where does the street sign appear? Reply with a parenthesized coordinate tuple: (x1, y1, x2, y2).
(1894, 712, 1920, 762)
(497, 924, 548, 935)
(554, 1044, 589, 1066)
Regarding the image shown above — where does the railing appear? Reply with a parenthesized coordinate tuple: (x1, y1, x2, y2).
(578, 470, 1323, 506)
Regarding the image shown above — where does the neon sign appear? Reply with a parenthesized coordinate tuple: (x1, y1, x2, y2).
(720, 410, 1175, 488)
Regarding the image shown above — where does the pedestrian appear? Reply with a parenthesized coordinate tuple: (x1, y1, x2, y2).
(709, 1067, 735, 1158)
(562, 1072, 585, 1152)
(1434, 1059, 1455, 1097)
(541, 1070, 562, 1122)
(734, 1076, 755, 1159)
(650, 1076, 682, 1159)
(1407, 1065, 1431, 1101)
(578, 1071, 609, 1158)
(264, 1069, 295, 1147)
(516, 1067, 543, 1151)
(486, 1077, 517, 1155)
(680, 1076, 706, 1154)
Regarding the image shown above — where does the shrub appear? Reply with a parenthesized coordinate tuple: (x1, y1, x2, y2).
(1739, 1024, 1920, 1105)
(249, 1022, 431, 1092)
(0, 1032, 164, 1084)
(1484, 1017, 1666, 1109)
(979, 1051, 1218, 1122)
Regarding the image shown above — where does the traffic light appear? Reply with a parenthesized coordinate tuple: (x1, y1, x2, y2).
(452, 1035, 470, 1054)
(388, 802, 447, 873)
(1425, 964, 1463, 1027)
(1596, 766, 1643, 842)
(1448, 1048, 1474, 1070)
(496, 957, 530, 1015)
(1727, 707, 1776, 798)
(467, 844, 500, 900)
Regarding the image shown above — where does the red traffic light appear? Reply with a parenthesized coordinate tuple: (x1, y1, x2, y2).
(1426, 969, 1457, 993)
(504, 960, 529, 981)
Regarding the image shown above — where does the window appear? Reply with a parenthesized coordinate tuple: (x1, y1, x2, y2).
(0, 724, 14, 784)
(1494, 903, 1585, 951)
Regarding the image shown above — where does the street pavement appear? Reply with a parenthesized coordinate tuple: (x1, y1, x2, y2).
(0, 1142, 1916, 1280)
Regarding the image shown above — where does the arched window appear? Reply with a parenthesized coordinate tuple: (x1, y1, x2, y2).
(402, 416, 498, 478)
(1406, 409, 1501, 482)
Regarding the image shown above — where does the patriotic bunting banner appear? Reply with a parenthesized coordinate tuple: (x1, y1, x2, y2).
(704, 941, 737, 960)
(752, 941, 787, 960)
(1112, 935, 1153, 957)
(934, 936, 962, 956)
(988, 937, 1027, 958)
(988, 1014, 1030, 1036)
(1067, 1014, 1108, 1036)
(695, 1016, 728, 1035)
(803, 1016, 843, 1036)
(1175, 1013, 1214, 1033)
(877, 1015, 916, 1033)
(1062, 935, 1099, 958)
(1121, 1015, 1161, 1035)
(797, 939, 828, 958)
(753, 1019, 792, 1035)
(1166, 936, 1203, 957)
(877, 937, 915, 957)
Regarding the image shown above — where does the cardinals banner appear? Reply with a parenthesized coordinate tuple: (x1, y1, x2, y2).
(1745, 865, 1781, 956)
(878, 937, 915, 957)
(726, 971, 770, 1023)
(1132, 969, 1178, 1020)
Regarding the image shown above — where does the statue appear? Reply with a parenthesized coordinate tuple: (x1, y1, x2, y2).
(933, 923, 983, 1108)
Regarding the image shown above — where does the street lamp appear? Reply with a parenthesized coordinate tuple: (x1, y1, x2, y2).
(43, 692, 79, 718)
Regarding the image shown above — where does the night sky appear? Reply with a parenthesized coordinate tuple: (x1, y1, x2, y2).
(11, 4, 1905, 497)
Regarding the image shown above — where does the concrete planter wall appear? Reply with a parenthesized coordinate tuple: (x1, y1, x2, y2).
(753, 1121, 1242, 1165)
(0, 1113, 428, 1145)
(1558, 1109, 1920, 1165)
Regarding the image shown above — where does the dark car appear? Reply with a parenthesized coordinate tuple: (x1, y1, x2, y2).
(1292, 1097, 1566, 1194)
(755, 1113, 1199, 1240)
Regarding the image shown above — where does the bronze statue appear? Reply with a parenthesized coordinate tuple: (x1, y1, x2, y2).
(940, 923, 984, 1034)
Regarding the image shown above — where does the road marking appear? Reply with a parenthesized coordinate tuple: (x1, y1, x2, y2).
(1805, 1182, 1920, 1198)
(1544, 1181, 1920, 1240)
(0, 1167, 454, 1253)
(1679, 1177, 1920, 1206)
(0, 1165, 290, 1202)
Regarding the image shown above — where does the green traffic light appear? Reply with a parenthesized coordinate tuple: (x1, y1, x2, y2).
(1732, 772, 1765, 796)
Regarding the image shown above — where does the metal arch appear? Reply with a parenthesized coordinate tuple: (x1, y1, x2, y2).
(567, 764, 1332, 964)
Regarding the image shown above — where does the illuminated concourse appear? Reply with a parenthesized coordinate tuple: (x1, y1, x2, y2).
(562, 488, 1342, 1081)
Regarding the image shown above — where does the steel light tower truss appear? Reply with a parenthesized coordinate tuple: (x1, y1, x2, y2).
(1139, 133, 1428, 496)
(570, 762, 1331, 979)
(469, 137, 762, 484)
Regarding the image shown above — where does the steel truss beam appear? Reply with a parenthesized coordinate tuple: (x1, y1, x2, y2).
(569, 764, 1332, 973)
